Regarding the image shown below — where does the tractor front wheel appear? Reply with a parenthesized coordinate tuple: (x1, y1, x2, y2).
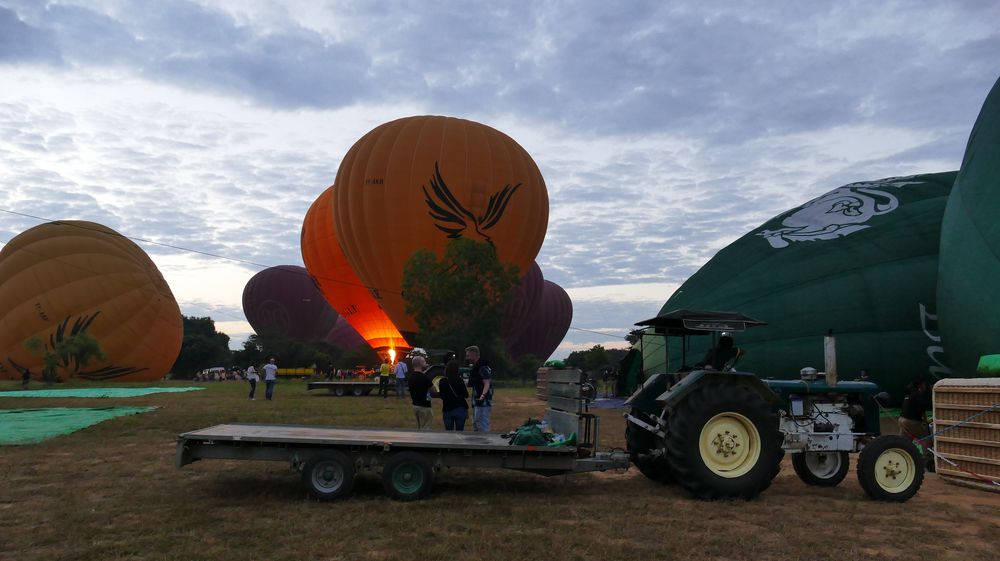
(792, 451, 849, 487)
(666, 382, 783, 500)
(857, 435, 924, 502)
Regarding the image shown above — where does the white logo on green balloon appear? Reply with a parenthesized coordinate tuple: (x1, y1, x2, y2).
(757, 178, 921, 249)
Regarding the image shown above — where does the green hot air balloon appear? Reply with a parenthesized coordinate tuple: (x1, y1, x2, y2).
(657, 171, 956, 401)
(937, 76, 1000, 376)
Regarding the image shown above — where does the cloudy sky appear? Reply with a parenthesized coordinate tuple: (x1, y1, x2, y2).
(1, 0, 998, 358)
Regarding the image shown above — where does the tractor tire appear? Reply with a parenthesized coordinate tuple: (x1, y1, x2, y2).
(857, 435, 924, 502)
(302, 451, 355, 501)
(626, 420, 672, 484)
(665, 382, 783, 500)
(792, 451, 849, 487)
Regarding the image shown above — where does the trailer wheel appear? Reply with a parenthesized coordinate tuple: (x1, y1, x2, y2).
(302, 451, 355, 501)
(382, 451, 434, 501)
(334, 386, 346, 396)
(792, 451, 849, 486)
(666, 382, 783, 500)
(352, 387, 365, 397)
(626, 418, 672, 484)
(857, 435, 924, 502)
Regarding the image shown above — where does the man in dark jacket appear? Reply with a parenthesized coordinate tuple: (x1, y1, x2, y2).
(408, 356, 433, 429)
(466, 345, 493, 432)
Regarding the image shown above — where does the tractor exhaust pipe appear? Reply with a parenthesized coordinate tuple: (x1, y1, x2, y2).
(824, 330, 838, 386)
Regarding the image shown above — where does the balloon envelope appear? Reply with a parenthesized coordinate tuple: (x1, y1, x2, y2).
(502, 261, 544, 346)
(938, 77, 1000, 375)
(242, 265, 339, 342)
(0, 221, 182, 382)
(657, 171, 956, 400)
(332, 116, 549, 335)
(506, 280, 573, 361)
(301, 186, 409, 354)
(323, 316, 367, 351)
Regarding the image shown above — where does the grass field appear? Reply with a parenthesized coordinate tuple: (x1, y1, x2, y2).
(1, 380, 998, 561)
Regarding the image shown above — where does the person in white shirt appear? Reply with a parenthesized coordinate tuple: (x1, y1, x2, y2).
(263, 358, 278, 401)
(246, 365, 259, 400)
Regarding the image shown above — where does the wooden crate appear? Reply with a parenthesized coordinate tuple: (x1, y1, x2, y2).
(535, 368, 549, 401)
(932, 378, 1000, 492)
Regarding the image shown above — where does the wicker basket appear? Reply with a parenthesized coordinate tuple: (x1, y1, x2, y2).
(932, 378, 1000, 492)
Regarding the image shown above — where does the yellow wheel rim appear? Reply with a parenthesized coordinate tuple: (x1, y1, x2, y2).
(698, 412, 761, 478)
(874, 448, 916, 493)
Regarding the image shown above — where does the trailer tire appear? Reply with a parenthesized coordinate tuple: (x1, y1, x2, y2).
(626, 419, 672, 484)
(302, 451, 355, 501)
(382, 451, 434, 501)
(792, 451, 849, 487)
(857, 435, 924, 502)
(352, 387, 365, 397)
(334, 386, 346, 396)
(666, 382, 783, 500)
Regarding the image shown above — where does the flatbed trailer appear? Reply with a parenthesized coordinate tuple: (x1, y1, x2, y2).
(176, 369, 628, 501)
(306, 380, 379, 396)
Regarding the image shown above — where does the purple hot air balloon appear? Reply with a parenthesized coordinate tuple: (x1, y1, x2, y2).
(242, 265, 339, 342)
(323, 316, 367, 351)
(501, 261, 544, 345)
(506, 280, 573, 361)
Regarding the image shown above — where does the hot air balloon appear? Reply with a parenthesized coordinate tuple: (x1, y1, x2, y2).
(331, 116, 549, 338)
(242, 265, 339, 343)
(501, 261, 544, 346)
(301, 186, 409, 355)
(0, 221, 182, 382)
(938, 76, 1000, 375)
(656, 171, 956, 400)
(506, 280, 573, 361)
(323, 317, 367, 351)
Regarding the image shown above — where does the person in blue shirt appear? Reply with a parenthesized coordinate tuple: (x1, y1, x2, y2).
(465, 345, 494, 432)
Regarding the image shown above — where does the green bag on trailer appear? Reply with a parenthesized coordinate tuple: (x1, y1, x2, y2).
(509, 419, 552, 446)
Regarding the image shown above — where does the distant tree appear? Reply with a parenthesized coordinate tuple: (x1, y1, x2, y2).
(564, 344, 628, 376)
(402, 238, 520, 376)
(231, 333, 381, 372)
(24, 331, 106, 384)
(170, 316, 231, 378)
(511, 353, 543, 386)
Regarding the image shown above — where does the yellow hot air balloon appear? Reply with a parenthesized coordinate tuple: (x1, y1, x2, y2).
(332, 116, 549, 335)
(0, 221, 183, 382)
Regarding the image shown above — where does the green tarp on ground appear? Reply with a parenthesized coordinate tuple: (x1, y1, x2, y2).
(0, 407, 156, 445)
(0, 387, 204, 398)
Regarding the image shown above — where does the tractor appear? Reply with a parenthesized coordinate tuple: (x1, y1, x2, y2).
(624, 309, 925, 502)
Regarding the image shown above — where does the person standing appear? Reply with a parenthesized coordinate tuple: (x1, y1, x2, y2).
(394, 358, 408, 399)
(246, 364, 259, 400)
(378, 358, 392, 398)
(466, 345, 493, 432)
(263, 358, 278, 401)
(21, 367, 31, 389)
(436, 360, 469, 431)
(408, 356, 433, 429)
(899, 377, 933, 470)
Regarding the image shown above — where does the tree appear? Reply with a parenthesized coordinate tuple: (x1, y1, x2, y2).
(24, 331, 106, 384)
(564, 345, 630, 376)
(402, 238, 520, 376)
(170, 316, 231, 378)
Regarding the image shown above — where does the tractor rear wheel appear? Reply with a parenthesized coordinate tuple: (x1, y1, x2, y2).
(626, 418, 672, 484)
(792, 451, 849, 486)
(857, 435, 924, 502)
(666, 382, 783, 500)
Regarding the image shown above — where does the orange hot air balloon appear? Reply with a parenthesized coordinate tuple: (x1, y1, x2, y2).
(301, 186, 409, 354)
(0, 221, 183, 382)
(332, 116, 549, 335)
